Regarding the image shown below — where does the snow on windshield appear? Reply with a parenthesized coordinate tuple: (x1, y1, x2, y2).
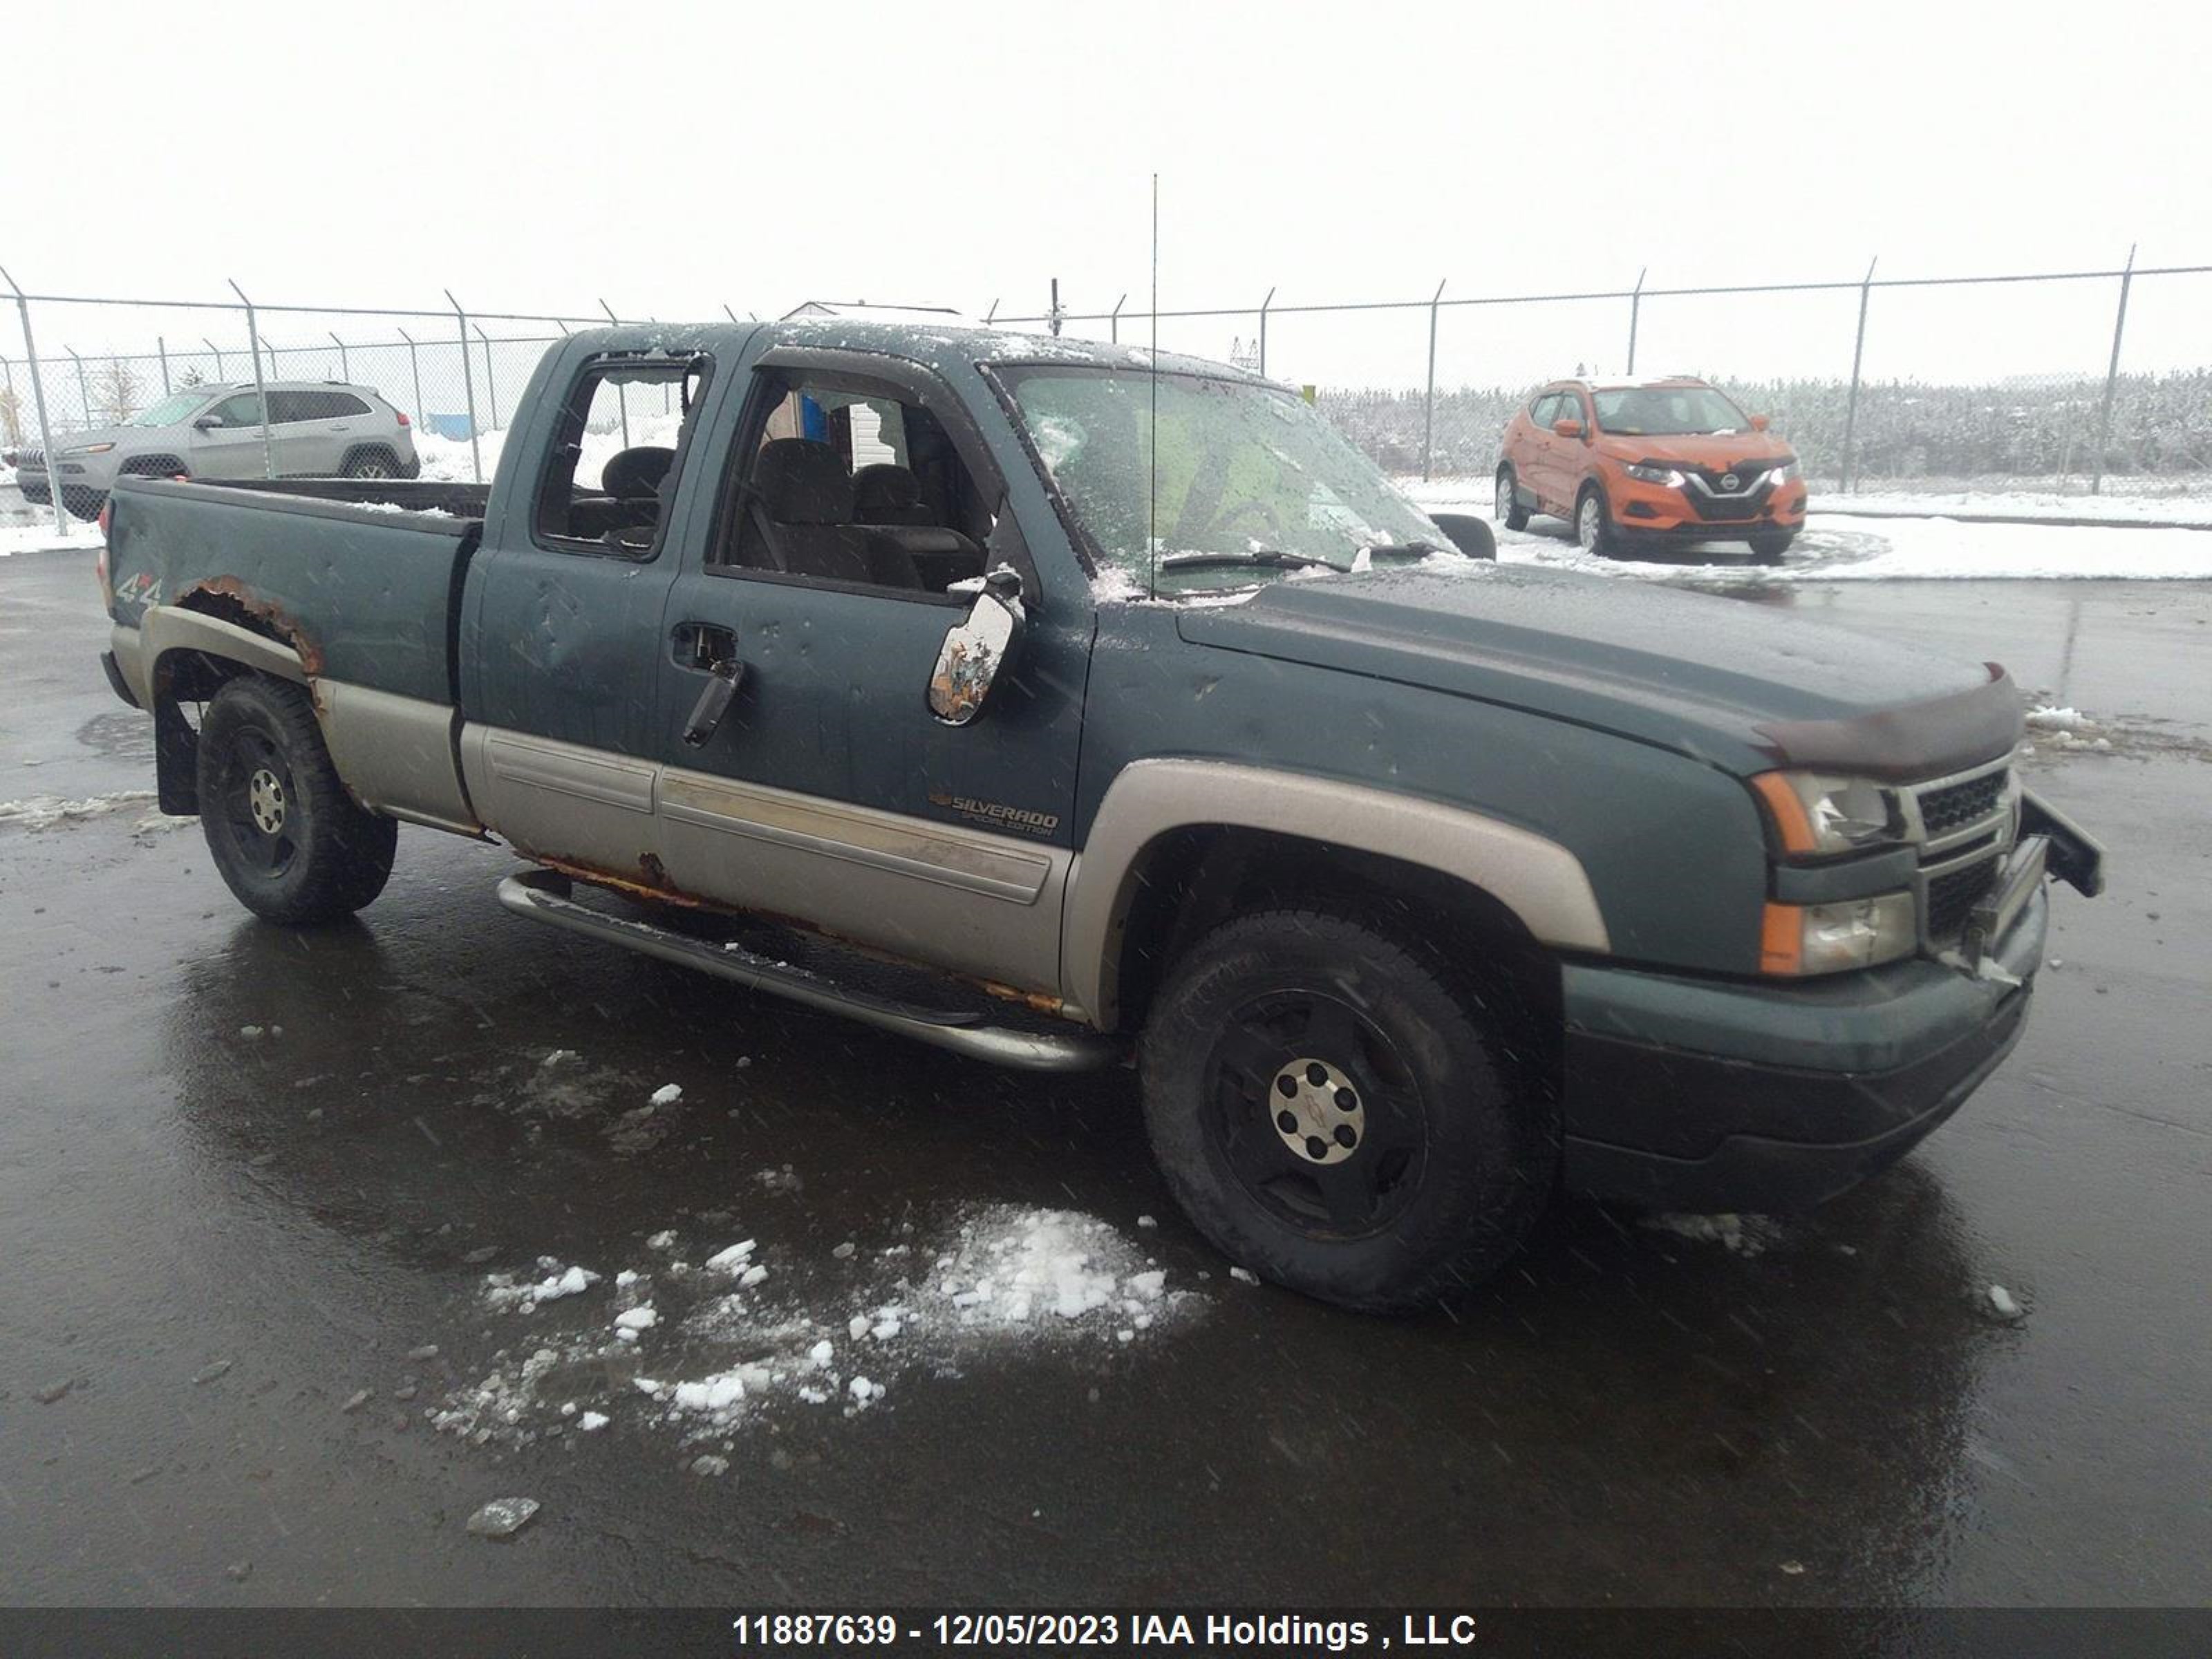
(1004, 368, 1447, 599)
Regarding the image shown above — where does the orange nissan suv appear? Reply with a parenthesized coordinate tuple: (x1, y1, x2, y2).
(1496, 377, 1807, 563)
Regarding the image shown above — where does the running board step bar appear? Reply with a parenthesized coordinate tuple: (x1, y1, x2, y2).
(496, 868, 1121, 1074)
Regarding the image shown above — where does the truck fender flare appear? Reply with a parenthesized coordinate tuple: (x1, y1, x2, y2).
(143, 603, 311, 691)
(1062, 759, 1611, 1028)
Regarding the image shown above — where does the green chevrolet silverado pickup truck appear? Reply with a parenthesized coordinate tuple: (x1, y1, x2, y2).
(95, 319, 2103, 1311)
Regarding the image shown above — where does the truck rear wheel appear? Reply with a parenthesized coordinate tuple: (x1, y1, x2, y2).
(196, 676, 397, 924)
(1138, 908, 1554, 1312)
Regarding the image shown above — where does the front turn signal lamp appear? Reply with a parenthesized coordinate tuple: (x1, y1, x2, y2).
(1761, 893, 1918, 975)
(1749, 770, 1900, 858)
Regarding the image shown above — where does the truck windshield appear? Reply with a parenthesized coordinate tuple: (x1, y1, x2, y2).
(129, 391, 214, 429)
(1591, 386, 1749, 436)
(1000, 366, 1448, 594)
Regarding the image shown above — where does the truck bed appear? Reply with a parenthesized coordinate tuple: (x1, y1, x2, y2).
(216, 476, 494, 518)
(105, 475, 482, 706)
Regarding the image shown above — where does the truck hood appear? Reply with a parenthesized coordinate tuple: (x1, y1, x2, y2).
(1174, 565, 2022, 780)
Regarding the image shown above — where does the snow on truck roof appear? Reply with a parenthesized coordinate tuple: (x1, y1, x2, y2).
(561, 317, 1272, 384)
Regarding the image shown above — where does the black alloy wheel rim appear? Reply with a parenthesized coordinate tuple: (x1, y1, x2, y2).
(1203, 988, 1429, 1239)
(217, 726, 300, 880)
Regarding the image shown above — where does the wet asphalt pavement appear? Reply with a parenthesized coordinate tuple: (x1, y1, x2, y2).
(1, 546, 2207, 1611)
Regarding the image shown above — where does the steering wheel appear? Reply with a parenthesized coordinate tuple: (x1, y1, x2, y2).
(1214, 496, 1291, 547)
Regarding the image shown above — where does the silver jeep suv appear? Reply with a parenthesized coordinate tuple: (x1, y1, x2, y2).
(15, 380, 419, 520)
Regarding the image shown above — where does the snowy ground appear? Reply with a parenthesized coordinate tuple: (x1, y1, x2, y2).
(431, 1115, 1205, 1460)
(1404, 481, 2212, 582)
(1821, 486, 2212, 526)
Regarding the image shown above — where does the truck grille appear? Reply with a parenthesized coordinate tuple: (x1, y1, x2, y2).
(1926, 859, 1999, 940)
(1919, 770, 2007, 837)
(1904, 756, 2016, 945)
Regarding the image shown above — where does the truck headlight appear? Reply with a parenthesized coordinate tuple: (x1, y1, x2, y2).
(1750, 770, 1900, 857)
(1768, 460, 1800, 485)
(1624, 462, 1685, 486)
(64, 442, 116, 456)
(1761, 893, 1918, 974)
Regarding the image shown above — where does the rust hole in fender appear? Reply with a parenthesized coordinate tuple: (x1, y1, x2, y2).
(180, 578, 327, 679)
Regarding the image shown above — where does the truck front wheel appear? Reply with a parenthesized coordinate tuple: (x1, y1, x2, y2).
(1138, 908, 1554, 1312)
(196, 676, 397, 924)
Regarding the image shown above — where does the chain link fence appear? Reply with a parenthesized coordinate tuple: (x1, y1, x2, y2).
(8, 258, 2211, 533)
(996, 256, 2212, 507)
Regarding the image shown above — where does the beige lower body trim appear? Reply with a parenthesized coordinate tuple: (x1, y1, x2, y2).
(460, 727, 661, 880)
(655, 763, 1068, 995)
(109, 623, 151, 709)
(456, 727, 1070, 999)
(1064, 759, 1611, 1027)
(315, 682, 478, 834)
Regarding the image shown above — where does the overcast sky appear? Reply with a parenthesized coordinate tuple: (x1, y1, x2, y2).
(9, 0, 2208, 386)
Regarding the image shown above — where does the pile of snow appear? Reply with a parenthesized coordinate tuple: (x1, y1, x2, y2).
(0, 790, 158, 831)
(412, 411, 683, 490)
(481, 1259, 602, 1314)
(2023, 705, 2115, 754)
(1640, 1212, 1784, 1257)
(431, 1203, 1201, 1450)
(0, 520, 103, 559)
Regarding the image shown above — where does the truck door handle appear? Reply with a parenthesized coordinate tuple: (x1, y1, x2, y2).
(673, 622, 743, 747)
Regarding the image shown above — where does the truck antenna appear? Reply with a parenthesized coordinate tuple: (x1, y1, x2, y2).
(1148, 172, 1160, 601)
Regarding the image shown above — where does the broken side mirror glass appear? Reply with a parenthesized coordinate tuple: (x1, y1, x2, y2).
(928, 570, 1024, 727)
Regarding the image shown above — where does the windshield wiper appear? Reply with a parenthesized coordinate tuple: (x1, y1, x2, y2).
(1159, 549, 1350, 574)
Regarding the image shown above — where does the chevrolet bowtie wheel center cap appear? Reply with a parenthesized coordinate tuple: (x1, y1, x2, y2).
(1271, 1058, 1365, 1165)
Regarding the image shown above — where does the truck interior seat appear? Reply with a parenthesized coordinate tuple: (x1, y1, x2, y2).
(852, 465, 935, 526)
(753, 439, 920, 590)
(852, 462, 985, 591)
(603, 445, 676, 501)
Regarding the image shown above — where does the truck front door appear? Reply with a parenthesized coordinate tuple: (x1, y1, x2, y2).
(648, 348, 1087, 1000)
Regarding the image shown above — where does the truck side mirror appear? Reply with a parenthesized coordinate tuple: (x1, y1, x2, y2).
(928, 570, 1025, 727)
(194, 415, 221, 431)
(1748, 413, 1771, 431)
(1425, 512, 1497, 560)
(1553, 418, 1584, 439)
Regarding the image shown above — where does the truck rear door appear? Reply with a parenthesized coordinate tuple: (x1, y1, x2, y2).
(458, 350, 711, 885)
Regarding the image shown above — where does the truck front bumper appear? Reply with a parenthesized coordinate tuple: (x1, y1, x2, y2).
(1560, 886, 2047, 1212)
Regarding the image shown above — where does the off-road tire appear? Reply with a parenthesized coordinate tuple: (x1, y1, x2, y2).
(1749, 530, 1794, 564)
(1575, 484, 1615, 557)
(1138, 907, 1555, 1313)
(196, 676, 397, 924)
(1494, 466, 1530, 532)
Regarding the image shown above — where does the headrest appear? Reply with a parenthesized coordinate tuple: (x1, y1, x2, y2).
(602, 445, 675, 500)
(756, 439, 853, 526)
